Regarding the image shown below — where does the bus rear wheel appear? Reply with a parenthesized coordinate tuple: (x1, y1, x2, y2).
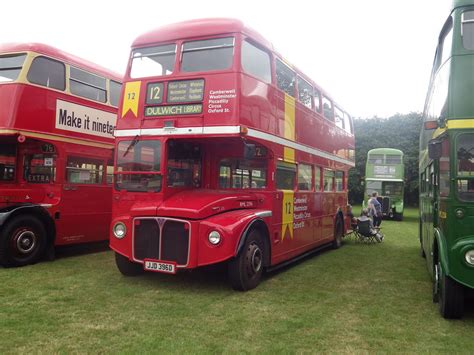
(228, 230, 264, 291)
(115, 252, 144, 276)
(0, 215, 47, 267)
(437, 260, 464, 319)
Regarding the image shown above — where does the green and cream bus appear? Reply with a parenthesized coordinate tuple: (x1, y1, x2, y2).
(420, 0, 474, 318)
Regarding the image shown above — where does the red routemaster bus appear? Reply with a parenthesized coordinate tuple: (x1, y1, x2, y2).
(0, 43, 121, 267)
(111, 19, 355, 290)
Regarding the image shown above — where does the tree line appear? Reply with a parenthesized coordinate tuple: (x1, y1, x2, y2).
(348, 112, 422, 206)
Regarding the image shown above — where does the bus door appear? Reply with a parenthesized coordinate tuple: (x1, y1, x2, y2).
(55, 155, 111, 244)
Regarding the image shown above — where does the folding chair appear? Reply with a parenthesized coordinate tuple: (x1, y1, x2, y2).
(354, 219, 380, 244)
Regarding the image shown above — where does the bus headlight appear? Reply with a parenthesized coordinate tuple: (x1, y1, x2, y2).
(465, 250, 474, 266)
(113, 222, 127, 239)
(208, 231, 221, 245)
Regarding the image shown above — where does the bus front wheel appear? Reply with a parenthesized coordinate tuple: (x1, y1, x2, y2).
(115, 252, 144, 276)
(0, 215, 47, 267)
(436, 260, 464, 319)
(228, 229, 264, 291)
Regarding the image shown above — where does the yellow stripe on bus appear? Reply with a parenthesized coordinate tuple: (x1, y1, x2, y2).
(281, 190, 294, 241)
(122, 81, 141, 118)
(447, 119, 474, 129)
(284, 93, 296, 141)
(283, 147, 295, 163)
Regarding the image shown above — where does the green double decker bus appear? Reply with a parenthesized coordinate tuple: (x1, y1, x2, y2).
(364, 148, 404, 220)
(420, 0, 474, 318)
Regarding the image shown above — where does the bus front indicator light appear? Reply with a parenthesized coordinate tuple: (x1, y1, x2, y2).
(113, 222, 127, 239)
(208, 231, 221, 245)
(465, 250, 474, 266)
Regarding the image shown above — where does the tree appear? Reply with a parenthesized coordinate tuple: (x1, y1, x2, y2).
(348, 112, 422, 206)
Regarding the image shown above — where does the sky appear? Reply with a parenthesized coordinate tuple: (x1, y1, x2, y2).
(2, 0, 450, 118)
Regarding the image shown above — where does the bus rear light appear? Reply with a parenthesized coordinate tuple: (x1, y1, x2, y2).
(465, 250, 474, 266)
(424, 121, 438, 130)
(113, 222, 127, 239)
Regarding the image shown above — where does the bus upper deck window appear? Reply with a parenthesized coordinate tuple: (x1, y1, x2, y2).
(0, 54, 27, 83)
(241, 40, 271, 83)
(130, 44, 176, 78)
(70, 67, 107, 103)
(462, 11, 474, 50)
(27, 56, 65, 90)
(276, 59, 296, 97)
(181, 37, 234, 73)
(322, 96, 334, 121)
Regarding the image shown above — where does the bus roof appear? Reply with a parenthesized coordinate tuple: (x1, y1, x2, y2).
(0, 42, 122, 81)
(132, 18, 273, 50)
(131, 18, 347, 113)
(368, 148, 404, 156)
(452, 0, 474, 10)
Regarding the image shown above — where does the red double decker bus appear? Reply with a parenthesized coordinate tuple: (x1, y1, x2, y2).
(111, 19, 355, 290)
(0, 43, 121, 267)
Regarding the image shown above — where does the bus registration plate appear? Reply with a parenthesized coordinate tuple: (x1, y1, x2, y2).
(144, 259, 176, 274)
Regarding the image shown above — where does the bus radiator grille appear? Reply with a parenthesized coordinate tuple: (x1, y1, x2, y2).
(133, 218, 189, 266)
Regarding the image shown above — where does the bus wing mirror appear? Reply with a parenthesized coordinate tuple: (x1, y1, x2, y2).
(428, 140, 442, 160)
(243, 143, 256, 159)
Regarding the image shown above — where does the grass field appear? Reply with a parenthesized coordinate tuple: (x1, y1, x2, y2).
(1, 207, 473, 353)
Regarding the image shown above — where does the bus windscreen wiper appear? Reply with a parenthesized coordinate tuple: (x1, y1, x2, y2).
(122, 135, 140, 157)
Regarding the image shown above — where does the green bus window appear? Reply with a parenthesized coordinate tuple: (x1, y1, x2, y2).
(462, 11, 474, 50)
(457, 133, 474, 201)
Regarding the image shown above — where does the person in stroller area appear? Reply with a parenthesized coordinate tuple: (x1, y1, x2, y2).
(358, 208, 384, 242)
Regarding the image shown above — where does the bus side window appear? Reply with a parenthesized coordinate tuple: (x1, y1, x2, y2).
(335, 171, 344, 191)
(323, 169, 335, 192)
(106, 159, 114, 185)
(241, 40, 271, 84)
(314, 89, 321, 113)
(70, 67, 107, 103)
(276, 162, 296, 190)
(322, 96, 334, 121)
(27, 56, 65, 91)
(110, 80, 122, 107)
(0, 143, 16, 181)
(297, 77, 313, 109)
(297, 163, 312, 191)
(315, 167, 321, 191)
(335, 107, 344, 130)
(276, 59, 296, 97)
(66, 156, 104, 184)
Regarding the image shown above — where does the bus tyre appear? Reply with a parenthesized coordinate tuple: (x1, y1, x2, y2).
(228, 230, 264, 291)
(0, 215, 46, 267)
(332, 218, 343, 249)
(115, 252, 144, 276)
(438, 261, 464, 319)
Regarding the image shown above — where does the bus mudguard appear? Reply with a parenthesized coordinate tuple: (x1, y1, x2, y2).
(0, 204, 55, 244)
(197, 209, 271, 268)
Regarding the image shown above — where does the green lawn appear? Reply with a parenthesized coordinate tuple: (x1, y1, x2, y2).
(1, 207, 473, 353)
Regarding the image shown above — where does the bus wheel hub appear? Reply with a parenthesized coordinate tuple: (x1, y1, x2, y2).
(15, 230, 37, 254)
